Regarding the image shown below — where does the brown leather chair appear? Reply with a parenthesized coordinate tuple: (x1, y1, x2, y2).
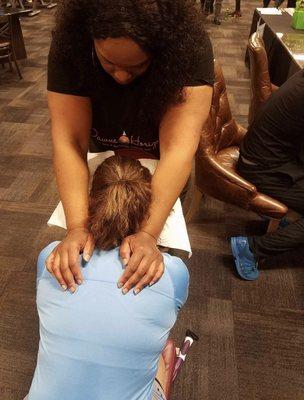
(247, 32, 278, 126)
(186, 62, 287, 230)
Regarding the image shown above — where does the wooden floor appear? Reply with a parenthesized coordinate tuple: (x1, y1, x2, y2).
(0, 2, 303, 400)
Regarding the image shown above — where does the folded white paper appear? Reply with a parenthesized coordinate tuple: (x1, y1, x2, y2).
(48, 152, 192, 256)
(257, 7, 282, 15)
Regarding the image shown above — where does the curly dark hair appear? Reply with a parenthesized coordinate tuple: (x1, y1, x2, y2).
(52, 0, 211, 129)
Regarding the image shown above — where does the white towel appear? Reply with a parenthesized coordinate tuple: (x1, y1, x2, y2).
(47, 152, 192, 256)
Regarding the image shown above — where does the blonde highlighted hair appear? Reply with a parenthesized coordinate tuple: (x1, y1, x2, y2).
(88, 156, 152, 250)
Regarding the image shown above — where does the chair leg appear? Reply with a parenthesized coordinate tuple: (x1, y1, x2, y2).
(267, 219, 280, 232)
(7, 54, 13, 72)
(13, 55, 22, 79)
(11, 45, 22, 79)
(184, 186, 203, 223)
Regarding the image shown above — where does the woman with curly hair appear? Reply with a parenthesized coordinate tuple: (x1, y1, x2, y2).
(46, 0, 213, 296)
(26, 156, 189, 400)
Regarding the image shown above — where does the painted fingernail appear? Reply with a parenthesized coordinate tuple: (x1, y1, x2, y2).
(77, 279, 82, 285)
(122, 258, 128, 266)
(69, 286, 76, 294)
(83, 254, 91, 262)
(117, 282, 123, 289)
(61, 284, 67, 291)
(122, 287, 129, 295)
(133, 288, 140, 295)
(149, 282, 155, 287)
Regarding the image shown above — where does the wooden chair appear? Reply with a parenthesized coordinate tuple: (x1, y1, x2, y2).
(186, 61, 287, 231)
(0, 14, 22, 78)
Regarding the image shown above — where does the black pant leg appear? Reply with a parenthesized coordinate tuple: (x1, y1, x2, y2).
(235, 0, 241, 11)
(269, 178, 304, 215)
(249, 218, 304, 259)
(237, 161, 304, 214)
(249, 176, 304, 259)
(237, 161, 304, 259)
(263, 0, 271, 6)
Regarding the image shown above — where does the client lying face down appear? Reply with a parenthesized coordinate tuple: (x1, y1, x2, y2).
(27, 155, 189, 400)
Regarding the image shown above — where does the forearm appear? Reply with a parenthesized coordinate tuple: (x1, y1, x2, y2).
(142, 151, 192, 238)
(142, 85, 212, 238)
(53, 142, 90, 231)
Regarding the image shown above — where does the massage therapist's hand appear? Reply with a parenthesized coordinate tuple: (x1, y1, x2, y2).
(45, 227, 95, 293)
(118, 231, 164, 295)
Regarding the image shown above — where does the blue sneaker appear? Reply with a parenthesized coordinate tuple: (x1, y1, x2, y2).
(230, 236, 259, 281)
(261, 216, 289, 229)
(279, 217, 289, 229)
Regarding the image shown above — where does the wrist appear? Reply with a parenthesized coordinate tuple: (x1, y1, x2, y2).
(67, 225, 88, 234)
(139, 230, 158, 242)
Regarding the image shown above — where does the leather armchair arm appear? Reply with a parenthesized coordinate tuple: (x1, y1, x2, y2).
(195, 153, 257, 209)
(250, 192, 287, 219)
(234, 124, 247, 145)
(271, 83, 279, 92)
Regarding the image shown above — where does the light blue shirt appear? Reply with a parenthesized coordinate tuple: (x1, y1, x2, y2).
(28, 242, 189, 400)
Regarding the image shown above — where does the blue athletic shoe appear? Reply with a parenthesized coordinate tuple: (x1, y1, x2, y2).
(279, 217, 289, 229)
(261, 216, 289, 229)
(230, 236, 259, 281)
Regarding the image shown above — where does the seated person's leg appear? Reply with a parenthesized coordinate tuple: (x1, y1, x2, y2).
(231, 218, 304, 280)
(237, 158, 304, 216)
(249, 217, 304, 260)
(230, 174, 304, 280)
(275, 178, 304, 216)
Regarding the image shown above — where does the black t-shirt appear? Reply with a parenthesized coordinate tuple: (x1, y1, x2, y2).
(47, 36, 214, 158)
(240, 69, 304, 169)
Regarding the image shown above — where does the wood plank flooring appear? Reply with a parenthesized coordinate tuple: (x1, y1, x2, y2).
(0, 2, 303, 399)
